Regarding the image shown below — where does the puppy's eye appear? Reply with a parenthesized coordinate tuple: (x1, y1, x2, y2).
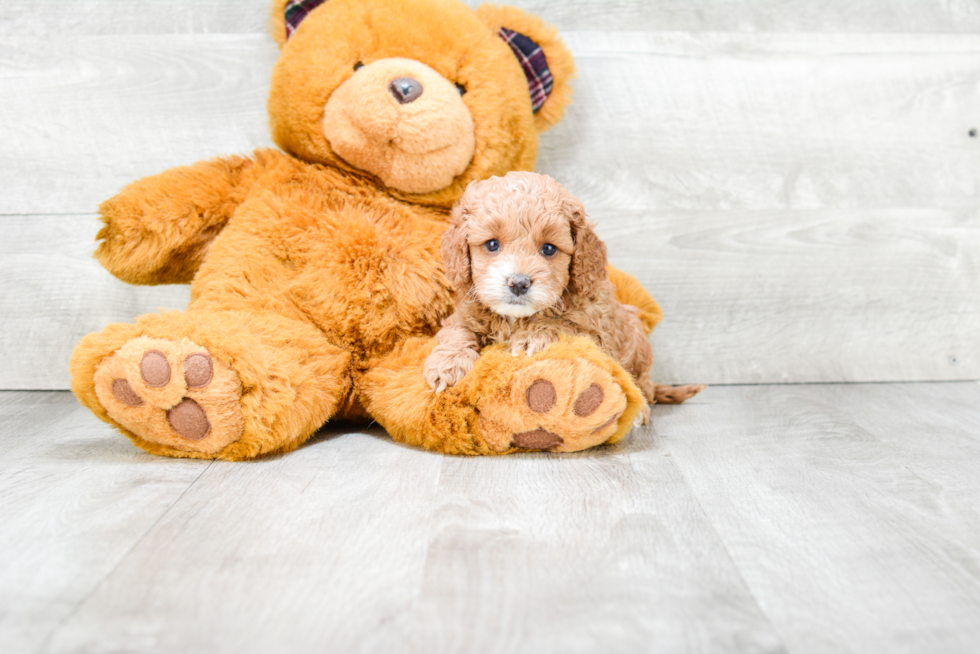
(354, 61, 364, 71)
(455, 83, 467, 96)
(484, 239, 500, 253)
(541, 243, 558, 257)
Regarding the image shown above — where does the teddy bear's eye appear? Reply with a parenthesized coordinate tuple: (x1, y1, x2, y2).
(354, 61, 364, 71)
(455, 83, 466, 96)
(541, 243, 557, 257)
(484, 239, 499, 252)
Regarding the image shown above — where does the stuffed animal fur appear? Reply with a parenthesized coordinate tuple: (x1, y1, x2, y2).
(70, 0, 688, 460)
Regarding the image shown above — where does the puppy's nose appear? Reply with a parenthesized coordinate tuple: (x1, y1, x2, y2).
(508, 274, 532, 296)
(389, 77, 423, 104)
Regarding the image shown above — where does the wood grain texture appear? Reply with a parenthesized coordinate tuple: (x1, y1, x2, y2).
(609, 208, 980, 384)
(656, 382, 980, 654)
(0, 215, 191, 391)
(401, 442, 783, 653)
(6, 383, 980, 652)
(481, 0, 980, 33)
(2, 32, 979, 215)
(542, 32, 980, 213)
(38, 400, 784, 654)
(43, 421, 448, 654)
(0, 392, 210, 654)
(0, 35, 278, 216)
(3, 0, 980, 35)
(0, 1, 269, 36)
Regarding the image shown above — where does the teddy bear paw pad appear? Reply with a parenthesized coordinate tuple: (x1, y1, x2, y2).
(92, 336, 244, 454)
(477, 358, 631, 453)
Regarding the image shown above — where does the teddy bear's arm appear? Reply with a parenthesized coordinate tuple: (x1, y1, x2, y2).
(95, 149, 284, 285)
(607, 266, 664, 336)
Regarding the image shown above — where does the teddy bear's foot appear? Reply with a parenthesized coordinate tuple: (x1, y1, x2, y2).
(92, 337, 245, 455)
(74, 310, 354, 459)
(477, 357, 634, 453)
(359, 336, 647, 456)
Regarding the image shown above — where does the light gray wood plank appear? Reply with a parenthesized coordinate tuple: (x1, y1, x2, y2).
(0, 35, 278, 216)
(4, 0, 980, 35)
(607, 208, 980, 384)
(0, 215, 191, 391)
(399, 443, 784, 653)
(2, 32, 978, 216)
(658, 382, 980, 654)
(0, 1, 269, 36)
(39, 424, 785, 653)
(484, 0, 980, 33)
(43, 424, 447, 654)
(14, 383, 980, 652)
(841, 384, 980, 511)
(542, 32, 980, 214)
(0, 391, 210, 654)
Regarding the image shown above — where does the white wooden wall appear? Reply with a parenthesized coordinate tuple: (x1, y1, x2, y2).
(1, 0, 978, 390)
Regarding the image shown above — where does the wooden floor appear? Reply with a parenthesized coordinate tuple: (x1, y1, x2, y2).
(3, 383, 980, 653)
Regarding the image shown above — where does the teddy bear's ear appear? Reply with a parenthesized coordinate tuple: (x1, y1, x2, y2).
(269, 0, 329, 48)
(476, 4, 575, 132)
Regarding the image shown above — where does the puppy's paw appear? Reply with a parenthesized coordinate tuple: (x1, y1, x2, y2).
(633, 402, 651, 427)
(424, 347, 479, 393)
(509, 332, 558, 357)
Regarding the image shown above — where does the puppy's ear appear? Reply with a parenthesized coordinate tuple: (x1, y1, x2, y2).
(567, 199, 608, 299)
(442, 203, 472, 290)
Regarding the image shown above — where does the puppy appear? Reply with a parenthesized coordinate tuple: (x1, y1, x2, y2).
(424, 171, 703, 421)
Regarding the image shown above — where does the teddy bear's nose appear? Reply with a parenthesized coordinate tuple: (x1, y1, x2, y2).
(388, 77, 424, 104)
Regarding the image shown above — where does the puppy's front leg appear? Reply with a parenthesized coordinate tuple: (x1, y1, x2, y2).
(509, 325, 565, 357)
(424, 322, 480, 393)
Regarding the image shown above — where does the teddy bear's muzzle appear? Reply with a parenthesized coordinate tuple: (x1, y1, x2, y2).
(322, 57, 476, 194)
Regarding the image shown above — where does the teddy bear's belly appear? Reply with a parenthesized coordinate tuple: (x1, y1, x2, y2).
(192, 197, 455, 360)
(282, 253, 452, 358)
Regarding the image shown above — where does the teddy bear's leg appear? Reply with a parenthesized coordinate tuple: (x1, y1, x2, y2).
(360, 335, 648, 455)
(71, 309, 351, 460)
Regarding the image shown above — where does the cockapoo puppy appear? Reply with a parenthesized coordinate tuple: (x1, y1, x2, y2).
(424, 171, 703, 422)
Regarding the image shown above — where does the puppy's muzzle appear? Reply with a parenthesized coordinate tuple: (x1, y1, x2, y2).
(508, 274, 532, 297)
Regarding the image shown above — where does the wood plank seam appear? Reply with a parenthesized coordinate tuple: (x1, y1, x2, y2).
(36, 459, 216, 652)
(656, 440, 791, 651)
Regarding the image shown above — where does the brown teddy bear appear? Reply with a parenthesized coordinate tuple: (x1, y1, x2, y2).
(70, 0, 696, 460)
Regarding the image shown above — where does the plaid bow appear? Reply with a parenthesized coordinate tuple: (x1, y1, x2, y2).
(285, 0, 329, 39)
(498, 27, 553, 114)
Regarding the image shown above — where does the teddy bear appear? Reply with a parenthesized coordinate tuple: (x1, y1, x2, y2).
(70, 0, 690, 461)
